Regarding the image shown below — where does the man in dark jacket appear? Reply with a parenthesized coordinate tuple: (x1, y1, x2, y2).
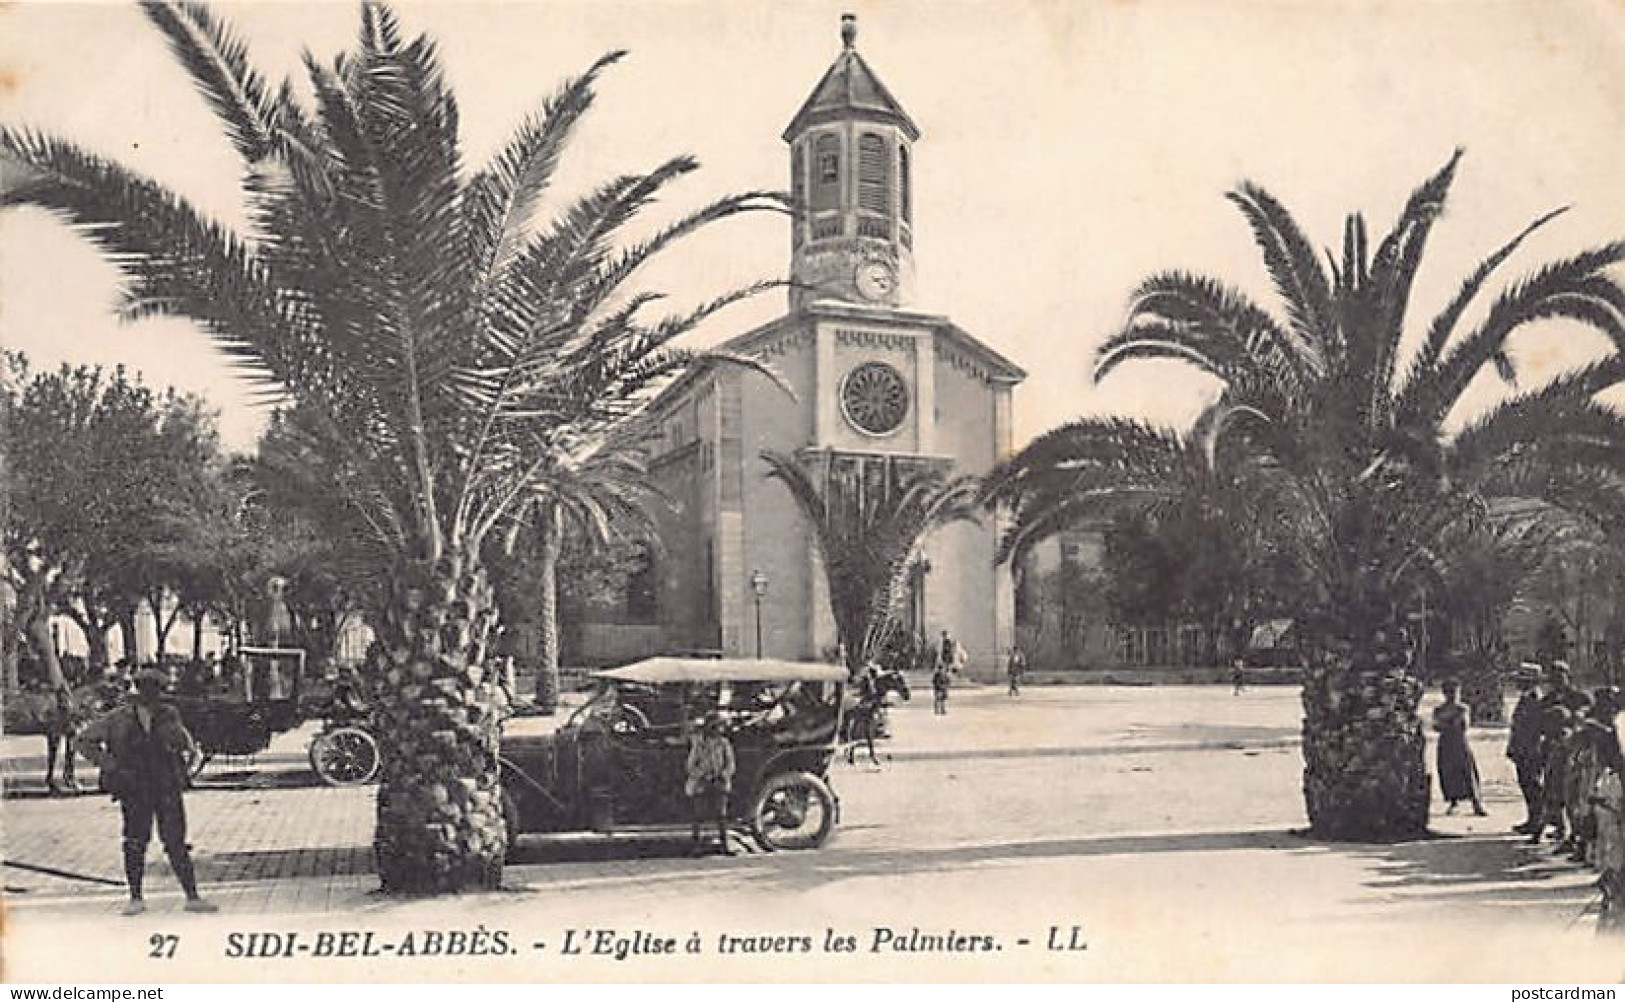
(1508, 663, 1545, 835)
(78, 669, 217, 915)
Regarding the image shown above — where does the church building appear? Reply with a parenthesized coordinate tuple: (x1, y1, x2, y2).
(577, 15, 1025, 677)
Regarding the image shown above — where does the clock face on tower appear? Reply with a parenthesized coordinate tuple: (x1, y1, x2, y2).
(854, 260, 897, 302)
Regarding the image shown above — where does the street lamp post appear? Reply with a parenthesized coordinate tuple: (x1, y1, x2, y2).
(750, 569, 769, 659)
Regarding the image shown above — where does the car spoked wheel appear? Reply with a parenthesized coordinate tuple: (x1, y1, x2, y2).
(751, 771, 836, 851)
(309, 726, 380, 786)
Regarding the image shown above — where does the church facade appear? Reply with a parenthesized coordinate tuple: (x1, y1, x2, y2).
(577, 16, 1024, 676)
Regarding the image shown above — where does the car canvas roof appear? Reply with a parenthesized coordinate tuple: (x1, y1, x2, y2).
(592, 658, 848, 685)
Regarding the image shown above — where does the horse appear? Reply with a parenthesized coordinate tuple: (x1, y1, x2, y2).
(841, 666, 912, 767)
(36, 680, 111, 795)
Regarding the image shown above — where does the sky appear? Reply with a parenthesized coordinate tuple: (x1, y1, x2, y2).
(3, 0, 1624, 454)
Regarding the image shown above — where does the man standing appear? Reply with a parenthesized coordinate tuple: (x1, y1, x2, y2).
(1007, 646, 1027, 697)
(1507, 663, 1545, 835)
(78, 669, 217, 915)
(1532, 661, 1588, 846)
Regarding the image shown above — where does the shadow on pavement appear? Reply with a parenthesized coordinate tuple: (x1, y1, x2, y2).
(1347, 833, 1600, 911)
(199, 845, 376, 883)
(190, 767, 327, 792)
(501, 826, 1600, 921)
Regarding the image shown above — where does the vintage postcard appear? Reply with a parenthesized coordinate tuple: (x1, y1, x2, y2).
(3, 0, 1625, 985)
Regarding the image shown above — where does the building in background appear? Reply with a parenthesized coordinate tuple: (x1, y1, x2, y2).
(578, 16, 1024, 676)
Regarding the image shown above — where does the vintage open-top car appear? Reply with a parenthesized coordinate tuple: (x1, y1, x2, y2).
(499, 657, 847, 854)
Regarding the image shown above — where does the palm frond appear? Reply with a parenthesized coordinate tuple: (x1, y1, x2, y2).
(1398, 206, 1569, 396)
(1094, 270, 1320, 392)
(139, 1, 279, 161)
(1403, 240, 1625, 428)
(1358, 149, 1461, 428)
(1226, 180, 1336, 357)
(464, 50, 626, 295)
(0, 129, 320, 397)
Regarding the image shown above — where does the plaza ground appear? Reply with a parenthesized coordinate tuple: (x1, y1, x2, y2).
(2, 684, 1619, 982)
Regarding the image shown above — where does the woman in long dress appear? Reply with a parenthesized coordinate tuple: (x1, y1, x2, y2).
(1432, 678, 1486, 816)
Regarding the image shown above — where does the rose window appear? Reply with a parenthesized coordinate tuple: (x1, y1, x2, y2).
(840, 362, 909, 435)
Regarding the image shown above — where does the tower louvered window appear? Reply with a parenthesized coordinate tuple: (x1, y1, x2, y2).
(791, 145, 805, 207)
(857, 133, 890, 214)
(899, 143, 911, 223)
(812, 134, 840, 211)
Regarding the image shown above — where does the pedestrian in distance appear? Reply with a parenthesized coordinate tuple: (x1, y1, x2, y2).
(1007, 646, 1027, 697)
(936, 630, 964, 675)
(931, 661, 951, 716)
(1231, 658, 1247, 696)
(77, 668, 217, 916)
(1508, 663, 1546, 834)
(685, 711, 736, 856)
(1432, 678, 1486, 816)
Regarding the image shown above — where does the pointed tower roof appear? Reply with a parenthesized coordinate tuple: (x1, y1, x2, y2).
(782, 14, 920, 142)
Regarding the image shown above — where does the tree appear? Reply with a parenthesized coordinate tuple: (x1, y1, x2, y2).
(1424, 505, 1560, 722)
(1, 1, 778, 892)
(764, 450, 981, 675)
(986, 153, 1625, 840)
(507, 440, 661, 714)
(1, 354, 217, 681)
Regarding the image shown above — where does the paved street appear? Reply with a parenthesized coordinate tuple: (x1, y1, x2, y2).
(3, 684, 1619, 981)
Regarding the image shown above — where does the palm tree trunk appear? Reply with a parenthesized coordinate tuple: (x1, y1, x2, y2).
(1300, 624, 1431, 840)
(366, 553, 506, 894)
(533, 505, 562, 715)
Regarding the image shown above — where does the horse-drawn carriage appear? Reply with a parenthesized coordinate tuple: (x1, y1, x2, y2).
(171, 646, 380, 787)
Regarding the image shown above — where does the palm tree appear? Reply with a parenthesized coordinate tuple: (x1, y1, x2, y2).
(1424, 503, 1568, 722)
(507, 433, 661, 714)
(987, 152, 1625, 840)
(0, 1, 780, 892)
(763, 451, 981, 675)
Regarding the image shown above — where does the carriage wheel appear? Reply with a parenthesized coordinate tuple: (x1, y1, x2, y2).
(309, 726, 380, 786)
(501, 788, 521, 862)
(751, 771, 836, 851)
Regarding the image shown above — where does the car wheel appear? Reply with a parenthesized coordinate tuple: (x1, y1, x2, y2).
(309, 726, 380, 786)
(751, 771, 836, 851)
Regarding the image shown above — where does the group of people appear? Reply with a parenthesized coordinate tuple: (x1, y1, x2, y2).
(1505, 661, 1624, 928)
(1441, 660, 1625, 928)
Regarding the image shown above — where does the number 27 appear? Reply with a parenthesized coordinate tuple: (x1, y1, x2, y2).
(148, 934, 178, 959)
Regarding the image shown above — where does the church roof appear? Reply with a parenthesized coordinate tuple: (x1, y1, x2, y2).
(783, 16, 920, 142)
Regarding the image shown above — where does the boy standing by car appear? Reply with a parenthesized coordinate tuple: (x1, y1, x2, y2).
(686, 712, 736, 856)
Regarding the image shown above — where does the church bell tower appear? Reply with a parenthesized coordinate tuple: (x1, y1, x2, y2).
(784, 14, 920, 312)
